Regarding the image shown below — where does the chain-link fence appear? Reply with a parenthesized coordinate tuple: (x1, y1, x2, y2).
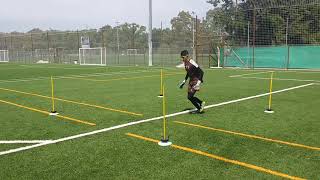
(0, 30, 199, 67)
(220, 1, 320, 69)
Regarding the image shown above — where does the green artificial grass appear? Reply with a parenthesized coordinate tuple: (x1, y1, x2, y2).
(0, 63, 319, 179)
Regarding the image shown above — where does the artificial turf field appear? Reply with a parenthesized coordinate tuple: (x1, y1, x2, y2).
(0, 63, 319, 179)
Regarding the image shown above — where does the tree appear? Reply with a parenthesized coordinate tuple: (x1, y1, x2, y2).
(207, 0, 246, 10)
(27, 28, 43, 34)
(206, 0, 320, 45)
(120, 23, 147, 49)
(170, 11, 194, 48)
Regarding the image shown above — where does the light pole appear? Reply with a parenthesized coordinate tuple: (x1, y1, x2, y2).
(116, 21, 120, 64)
(148, 0, 153, 66)
(191, 12, 196, 61)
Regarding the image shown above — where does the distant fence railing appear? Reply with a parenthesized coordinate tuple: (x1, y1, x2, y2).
(4, 47, 212, 68)
(221, 45, 320, 69)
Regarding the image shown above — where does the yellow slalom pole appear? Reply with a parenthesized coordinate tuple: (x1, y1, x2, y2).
(50, 76, 57, 114)
(162, 84, 166, 139)
(268, 72, 274, 110)
(265, 72, 274, 113)
(158, 84, 172, 146)
(158, 69, 163, 97)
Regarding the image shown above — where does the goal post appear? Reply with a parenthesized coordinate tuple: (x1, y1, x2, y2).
(126, 49, 138, 55)
(79, 47, 106, 66)
(0, 50, 9, 63)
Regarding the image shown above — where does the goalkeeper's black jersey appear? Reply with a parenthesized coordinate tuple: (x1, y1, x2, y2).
(184, 59, 204, 81)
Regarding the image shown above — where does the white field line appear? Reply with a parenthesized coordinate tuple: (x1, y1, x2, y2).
(18, 64, 182, 71)
(18, 65, 131, 69)
(0, 83, 314, 156)
(55, 70, 154, 79)
(235, 76, 320, 83)
(229, 71, 273, 78)
(205, 83, 313, 109)
(223, 66, 320, 73)
(100, 65, 182, 71)
(6, 64, 185, 72)
(0, 140, 53, 144)
(1, 65, 104, 70)
(19, 65, 107, 70)
(0, 69, 158, 84)
(0, 67, 41, 70)
(293, 71, 320, 74)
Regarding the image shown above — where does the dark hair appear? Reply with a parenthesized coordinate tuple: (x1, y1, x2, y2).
(180, 50, 189, 57)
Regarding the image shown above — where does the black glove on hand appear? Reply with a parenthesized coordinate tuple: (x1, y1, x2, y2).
(179, 80, 186, 89)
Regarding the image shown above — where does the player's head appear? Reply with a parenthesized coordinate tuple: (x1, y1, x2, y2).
(180, 50, 189, 61)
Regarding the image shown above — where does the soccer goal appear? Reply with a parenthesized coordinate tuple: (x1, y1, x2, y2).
(126, 49, 138, 55)
(79, 47, 106, 66)
(0, 50, 9, 63)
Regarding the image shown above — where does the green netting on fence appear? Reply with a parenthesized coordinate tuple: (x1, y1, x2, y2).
(221, 45, 320, 69)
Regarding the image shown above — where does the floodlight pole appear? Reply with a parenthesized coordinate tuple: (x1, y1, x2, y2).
(252, 6, 256, 69)
(286, 17, 289, 46)
(247, 21, 250, 68)
(30, 33, 34, 58)
(192, 12, 196, 61)
(116, 21, 120, 64)
(77, 30, 80, 49)
(148, 0, 153, 66)
(4, 37, 7, 50)
(195, 15, 198, 63)
(286, 17, 290, 69)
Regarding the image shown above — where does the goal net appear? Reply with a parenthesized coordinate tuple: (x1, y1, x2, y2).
(126, 49, 138, 55)
(0, 50, 9, 63)
(79, 47, 106, 66)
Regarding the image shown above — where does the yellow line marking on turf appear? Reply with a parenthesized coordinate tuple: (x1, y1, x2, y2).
(126, 133, 305, 180)
(235, 76, 320, 83)
(55, 114, 96, 126)
(64, 75, 159, 82)
(174, 121, 320, 151)
(127, 133, 159, 143)
(230, 71, 273, 78)
(64, 72, 184, 82)
(0, 99, 96, 126)
(0, 87, 143, 116)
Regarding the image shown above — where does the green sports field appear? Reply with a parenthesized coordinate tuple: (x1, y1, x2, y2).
(0, 64, 319, 179)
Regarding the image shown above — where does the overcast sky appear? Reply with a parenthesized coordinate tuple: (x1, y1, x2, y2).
(0, 0, 212, 32)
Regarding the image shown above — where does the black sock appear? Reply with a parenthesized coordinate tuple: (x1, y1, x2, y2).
(188, 96, 201, 110)
(193, 97, 203, 105)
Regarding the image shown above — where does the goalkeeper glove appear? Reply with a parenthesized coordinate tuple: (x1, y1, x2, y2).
(179, 80, 186, 89)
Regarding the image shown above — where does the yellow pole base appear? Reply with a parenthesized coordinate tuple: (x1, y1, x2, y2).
(158, 138, 172, 147)
(49, 111, 59, 116)
(264, 109, 274, 114)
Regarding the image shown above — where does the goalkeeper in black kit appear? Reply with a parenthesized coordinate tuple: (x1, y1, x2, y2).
(179, 50, 205, 113)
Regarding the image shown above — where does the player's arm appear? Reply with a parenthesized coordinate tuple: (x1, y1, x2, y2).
(179, 73, 188, 89)
(198, 68, 204, 82)
(184, 72, 189, 81)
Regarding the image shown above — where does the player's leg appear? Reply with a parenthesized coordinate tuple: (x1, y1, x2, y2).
(193, 96, 202, 105)
(190, 78, 205, 112)
(187, 91, 201, 110)
(187, 81, 201, 111)
(193, 95, 205, 113)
